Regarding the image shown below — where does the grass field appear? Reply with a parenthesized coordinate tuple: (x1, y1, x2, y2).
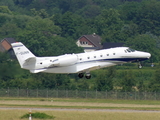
(1, 97, 160, 120)
(0, 109, 160, 120)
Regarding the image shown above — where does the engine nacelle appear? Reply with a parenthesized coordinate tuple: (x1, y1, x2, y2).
(53, 54, 78, 66)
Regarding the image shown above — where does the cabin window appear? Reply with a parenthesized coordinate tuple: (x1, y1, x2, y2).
(88, 57, 90, 59)
(80, 58, 82, 60)
(100, 55, 103, 57)
(94, 56, 96, 58)
(107, 54, 109, 56)
(113, 53, 115, 55)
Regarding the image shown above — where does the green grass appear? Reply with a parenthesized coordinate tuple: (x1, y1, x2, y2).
(1, 97, 160, 105)
(1, 97, 160, 111)
(0, 109, 160, 120)
(1, 97, 160, 120)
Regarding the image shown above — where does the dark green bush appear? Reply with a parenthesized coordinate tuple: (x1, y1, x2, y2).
(21, 112, 55, 119)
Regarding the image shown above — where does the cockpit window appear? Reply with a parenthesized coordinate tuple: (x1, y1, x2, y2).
(127, 49, 131, 52)
(129, 48, 135, 52)
(126, 48, 135, 53)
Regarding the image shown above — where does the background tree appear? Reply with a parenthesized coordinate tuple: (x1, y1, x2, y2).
(0, 0, 16, 11)
(94, 9, 124, 42)
(30, 8, 49, 18)
(0, 6, 12, 14)
(77, 5, 101, 18)
(0, 52, 19, 88)
(120, 0, 160, 36)
(0, 23, 20, 38)
(120, 70, 135, 92)
(148, 64, 160, 92)
(16, 17, 61, 56)
(53, 12, 92, 39)
(95, 67, 115, 91)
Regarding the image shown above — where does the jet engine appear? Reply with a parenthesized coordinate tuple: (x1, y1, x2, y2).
(52, 54, 78, 66)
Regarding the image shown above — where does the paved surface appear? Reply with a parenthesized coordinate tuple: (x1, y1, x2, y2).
(0, 107, 160, 113)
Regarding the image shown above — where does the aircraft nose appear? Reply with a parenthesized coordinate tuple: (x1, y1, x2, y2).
(145, 52, 151, 59)
(137, 51, 151, 61)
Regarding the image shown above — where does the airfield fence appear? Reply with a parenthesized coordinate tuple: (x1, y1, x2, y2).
(0, 88, 160, 100)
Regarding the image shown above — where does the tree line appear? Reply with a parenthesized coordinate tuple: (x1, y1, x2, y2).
(0, 0, 160, 92)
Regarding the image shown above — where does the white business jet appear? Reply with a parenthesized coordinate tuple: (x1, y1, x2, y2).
(11, 42, 151, 79)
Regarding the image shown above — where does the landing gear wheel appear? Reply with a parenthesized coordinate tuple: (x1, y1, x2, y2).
(78, 73, 84, 78)
(85, 73, 91, 79)
(138, 65, 142, 68)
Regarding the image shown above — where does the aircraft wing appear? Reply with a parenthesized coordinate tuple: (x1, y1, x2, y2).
(76, 61, 115, 73)
(76, 61, 100, 73)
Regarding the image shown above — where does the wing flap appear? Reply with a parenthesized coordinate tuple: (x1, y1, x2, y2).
(30, 69, 46, 73)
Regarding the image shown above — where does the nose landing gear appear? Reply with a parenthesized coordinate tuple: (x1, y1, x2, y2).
(138, 62, 142, 68)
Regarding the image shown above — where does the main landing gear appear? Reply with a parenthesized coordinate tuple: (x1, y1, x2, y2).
(78, 73, 91, 79)
(78, 73, 84, 78)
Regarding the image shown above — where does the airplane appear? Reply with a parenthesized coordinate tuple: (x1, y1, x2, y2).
(11, 42, 151, 79)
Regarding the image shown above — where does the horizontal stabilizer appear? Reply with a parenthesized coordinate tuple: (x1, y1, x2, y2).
(25, 57, 36, 62)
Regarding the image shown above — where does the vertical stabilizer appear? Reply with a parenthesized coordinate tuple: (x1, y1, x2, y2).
(11, 42, 36, 69)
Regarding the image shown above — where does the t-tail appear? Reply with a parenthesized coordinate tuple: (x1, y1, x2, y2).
(11, 42, 37, 70)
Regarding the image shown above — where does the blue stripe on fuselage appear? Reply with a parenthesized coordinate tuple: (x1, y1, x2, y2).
(78, 57, 148, 64)
(105, 57, 148, 62)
